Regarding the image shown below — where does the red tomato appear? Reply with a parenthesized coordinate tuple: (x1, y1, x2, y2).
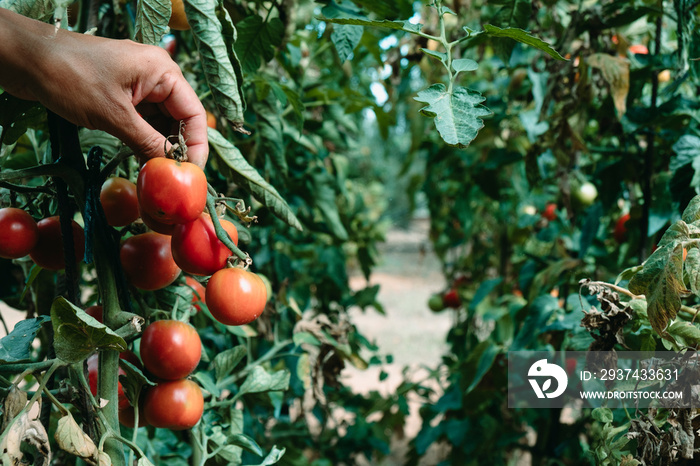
(0, 207, 39, 259)
(613, 213, 630, 243)
(206, 268, 267, 325)
(85, 305, 103, 323)
(136, 158, 207, 225)
(30, 216, 85, 271)
(119, 405, 148, 428)
(120, 233, 181, 290)
(143, 379, 203, 430)
(442, 289, 461, 309)
(206, 111, 216, 130)
(87, 354, 129, 410)
(171, 214, 239, 276)
(185, 276, 206, 312)
(541, 203, 557, 221)
(100, 177, 140, 227)
(629, 44, 649, 54)
(139, 204, 176, 235)
(139, 320, 201, 380)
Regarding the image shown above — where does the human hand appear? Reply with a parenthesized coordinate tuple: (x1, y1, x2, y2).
(0, 10, 208, 168)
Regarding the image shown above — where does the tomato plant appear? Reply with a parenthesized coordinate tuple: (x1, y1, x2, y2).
(0, 207, 38, 259)
(171, 213, 238, 276)
(100, 177, 139, 227)
(541, 203, 557, 221)
(136, 157, 207, 225)
(143, 379, 203, 430)
(206, 267, 267, 326)
(120, 232, 180, 290)
(139, 320, 201, 380)
(29, 216, 85, 271)
(87, 354, 129, 410)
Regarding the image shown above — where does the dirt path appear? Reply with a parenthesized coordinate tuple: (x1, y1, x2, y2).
(345, 219, 452, 464)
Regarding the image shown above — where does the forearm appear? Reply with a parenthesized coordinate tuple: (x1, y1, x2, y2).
(0, 8, 56, 101)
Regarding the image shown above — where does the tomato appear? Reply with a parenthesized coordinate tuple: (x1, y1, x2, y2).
(87, 354, 129, 410)
(30, 216, 85, 271)
(683, 247, 688, 261)
(0, 207, 39, 259)
(139, 204, 176, 235)
(171, 213, 239, 276)
(613, 213, 630, 243)
(119, 405, 147, 428)
(139, 320, 201, 380)
(206, 111, 217, 130)
(85, 305, 103, 323)
(100, 177, 139, 227)
(541, 203, 557, 221)
(185, 276, 206, 312)
(137, 158, 207, 225)
(442, 288, 461, 309)
(168, 0, 190, 31)
(120, 232, 181, 290)
(565, 358, 577, 376)
(143, 379, 203, 430)
(572, 181, 598, 208)
(206, 268, 267, 326)
(428, 293, 445, 312)
(629, 44, 648, 54)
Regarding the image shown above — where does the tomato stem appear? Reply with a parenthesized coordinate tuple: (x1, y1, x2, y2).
(206, 193, 250, 265)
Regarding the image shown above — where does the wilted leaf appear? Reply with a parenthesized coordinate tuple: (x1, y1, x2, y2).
(629, 243, 686, 334)
(686, 247, 700, 296)
(234, 15, 285, 73)
(414, 84, 491, 148)
(184, 0, 246, 130)
(0, 412, 50, 465)
(0, 316, 50, 363)
(587, 53, 630, 117)
(208, 128, 302, 231)
(51, 297, 127, 363)
(592, 407, 614, 423)
(482, 24, 566, 61)
(55, 414, 109, 465)
(237, 366, 290, 396)
(134, 0, 169, 46)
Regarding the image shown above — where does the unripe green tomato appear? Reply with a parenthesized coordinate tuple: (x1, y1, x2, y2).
(572, 181, 598, 208)
(428, 294, 445, 313)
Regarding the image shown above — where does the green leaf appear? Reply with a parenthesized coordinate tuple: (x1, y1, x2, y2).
(331, 24, 364, 62)
(134, 0, 169, 45)
(465, 341, 500, 393)
(0, 316, 50, 363)
(237, 366, 290, 396)
(482, 24, 567, 61)
(592, 407, 614, 423)
(0, 93, 45, 145)
(245, 446, 285, 466)
(208, 128, 302, 230)
(686, 247, 700, 296)
(0, 0, 54, 21)
(234, 15, 285, 73)
(192, 371, 220, 397)
(119, 359, 155, 407)
(452, 58, 479, 73)
(351, 0, 413, 20)
(309, 166, 349, 240)
(254, 100, 286, 177)
(292, 332, 322, 347)
(629, 243, 686, 334)
(420, 48, 447, 63)
(414, 84, 491, 148)
(668, 321, 700, 346)
(281, 85, 304, 131)
(184, 0, 246, 131)
(51, 297, 127, 364)
(213, 345, 247, 381)
(227, 433, 263, 457)
(682, 195, 700, 224)
(319, 17, 424, 35)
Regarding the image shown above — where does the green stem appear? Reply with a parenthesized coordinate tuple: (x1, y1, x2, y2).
(0, 162, 73, 183)
(0, 359, 59, 373)
(206, 194, 249, 264)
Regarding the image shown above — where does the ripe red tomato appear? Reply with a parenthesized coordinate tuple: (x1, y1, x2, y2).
(120, 233, 181, 290)
(85, 305, 103, 323)
(87, 354, 129, 410)
(143, 379, 203, 430)
(629, 44, 649, 54)
(171, 214, 239, 276)
(0, 207, 39, 259)
(613, 213, 630, 243)
(30, 216, 85, 271)
(137, 158, 207, 225)
(119, 405, 148, 428)
(100, 177, 140, 227)
(139, 204, 176, 235)
(185, 276, 206, 312)
(541, 203, 557, 221)
(139, 320, 201, 380)
(442, 289, 461, 308)
(206, 268, 267, 325)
